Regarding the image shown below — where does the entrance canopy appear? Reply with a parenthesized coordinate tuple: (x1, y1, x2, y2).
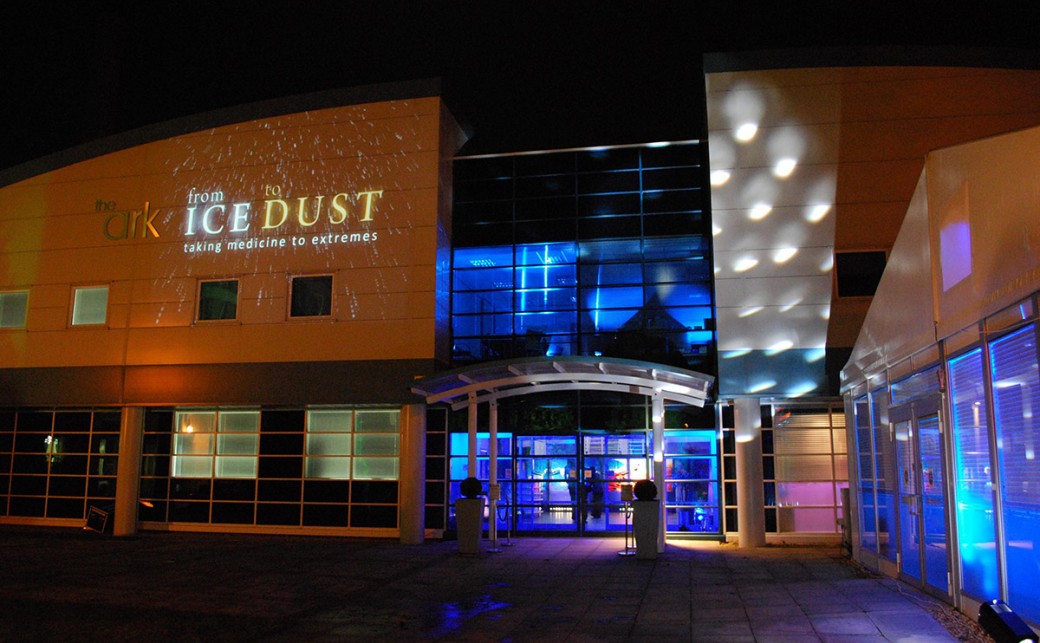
(411, 356, 714, 410)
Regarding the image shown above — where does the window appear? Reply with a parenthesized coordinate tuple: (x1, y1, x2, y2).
(948, 348, 998, 599)
(353, 409, 400, 480)
(197, 280, 238, 321)
(305, 408, 400, 480)
(835, 251, 887, 298)
(71, 286, 108, 326)
(305, 409, 353, 479)
(172, 409, 259, 478)
(989, 325, 1040, 622)
(0, 290, 28, 328)
(290, 275, 332, 317)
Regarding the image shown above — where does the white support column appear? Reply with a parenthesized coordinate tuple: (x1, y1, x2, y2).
(735, 397, 766, 547)
(488, 399, 499, 548)
(399, 404, 426, 545)
(113, 406, 144, 537)
(652, 392, 666, 553)
(467, 392, 478, 479)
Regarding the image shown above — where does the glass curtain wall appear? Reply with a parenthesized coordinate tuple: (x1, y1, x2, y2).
(452, 143, 715, 373)
(848, 296, 1040, 623)
(140, 406, 402, 530)
(0, 409, 121, 520)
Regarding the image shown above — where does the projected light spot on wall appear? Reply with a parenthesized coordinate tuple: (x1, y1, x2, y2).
(708, 74, 838, 397)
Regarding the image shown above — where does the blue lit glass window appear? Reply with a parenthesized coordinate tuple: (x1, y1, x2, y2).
(871, 388, 897, 563)
(579, 263, 643, 285)
(514, 264, 576, 290)
(671, 306, 712, 329)
(515, 311, 577, 336)
(581, 309, 640, 333)
(646, 261, 711, 284)
(582, 286, 643, 311)
(454, 245, 514, 269)
(989, 324, 1040, 623)
(453, 314, 513, 337)
(948, 348, 999, 601)
(453, 290, 513, 315)
(646, 283, 712, 307)
(854, 395, 878, 553)
(450, 144, 716, 372)
(452, 267, 514, 292)
(644, 237, 706, 261)
(516, 242, 576, 266)
(515, 288, 576, 312)
(579, 239, 642, 262)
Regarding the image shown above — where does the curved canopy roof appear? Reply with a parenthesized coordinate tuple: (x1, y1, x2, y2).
(411, 356, 715, 411)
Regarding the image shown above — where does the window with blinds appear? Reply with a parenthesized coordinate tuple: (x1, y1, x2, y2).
(948, 347, 999, 600)
(989, 323, 1040, 621)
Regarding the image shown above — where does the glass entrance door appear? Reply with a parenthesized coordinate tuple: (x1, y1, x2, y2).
(917, 414, 949, 594)
(515, 435, 579, 531)
(581, 433, 649, 533)
(895, 419, 922, 582)
(894, 409, 950, 596)
(448, 429, 720, 537)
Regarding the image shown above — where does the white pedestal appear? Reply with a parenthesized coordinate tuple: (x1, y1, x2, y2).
(633, 500, 660, 560)
(456, 497, 484, 555)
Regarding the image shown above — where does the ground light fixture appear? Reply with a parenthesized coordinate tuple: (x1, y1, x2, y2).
(978, 600, 1039, 643)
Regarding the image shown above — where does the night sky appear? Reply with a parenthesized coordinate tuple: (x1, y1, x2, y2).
(4, 2, 1040, 173)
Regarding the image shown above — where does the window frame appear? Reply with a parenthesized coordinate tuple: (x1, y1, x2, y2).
(0, 289, 29, 329)
(834, 250, 888, 298)
(70, 285, 110, 327)
(289, 274, 333, 319)
(196, 278, 240, 322)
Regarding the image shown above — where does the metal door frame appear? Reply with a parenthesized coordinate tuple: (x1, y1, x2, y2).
(890, 394, 953, 602)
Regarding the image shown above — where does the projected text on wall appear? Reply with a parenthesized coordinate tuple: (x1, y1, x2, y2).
(102, 184, 384, 256)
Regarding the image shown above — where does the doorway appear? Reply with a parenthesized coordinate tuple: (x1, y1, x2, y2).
(449, 429, 720, 536)
(892, 398, 951, 599)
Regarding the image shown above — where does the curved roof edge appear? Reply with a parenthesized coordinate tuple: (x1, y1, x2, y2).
(411, 356, 715, 411)
(0, 78, 444, 189)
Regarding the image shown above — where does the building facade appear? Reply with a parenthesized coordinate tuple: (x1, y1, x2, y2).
(842, 125, 1040, 626)
(0, 79, 857, 547)
(0, 83, 459, 539)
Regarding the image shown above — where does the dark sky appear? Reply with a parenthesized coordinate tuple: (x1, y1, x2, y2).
(5, 2, 1040, 173)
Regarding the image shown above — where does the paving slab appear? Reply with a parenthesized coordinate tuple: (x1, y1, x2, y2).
(0, 526, 982, 642)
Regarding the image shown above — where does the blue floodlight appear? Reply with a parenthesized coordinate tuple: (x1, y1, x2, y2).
(978, 600, 1038, 643)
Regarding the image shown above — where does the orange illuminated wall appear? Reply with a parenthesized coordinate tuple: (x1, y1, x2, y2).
(0, 95, 462, 371)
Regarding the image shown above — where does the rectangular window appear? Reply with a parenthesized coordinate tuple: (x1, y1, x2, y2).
(290, 275, 332, 317)
(0, 290, 29, 328)
(949, 347, 999, 601)
(353, 409, 400, 480)
(305, 409, 353, 479)
(71, 286, 109, 326)
(172, 409, 259, 478)
(304, 408, 400, 480)
(989, 324, 1040, 622)
(197, 280, 238, 321)
(835, 251, 887, 298)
